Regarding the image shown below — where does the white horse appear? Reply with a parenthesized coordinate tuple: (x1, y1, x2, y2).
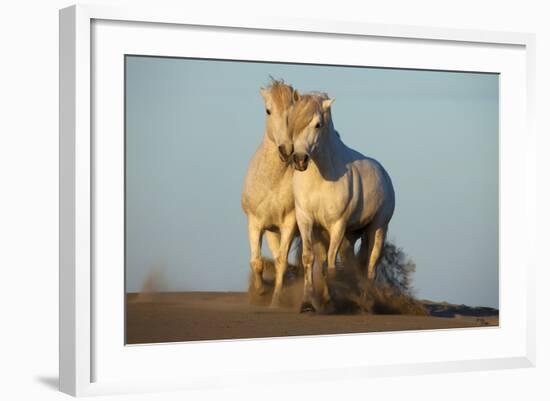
(241, 80, 298, 308)
(289, 92, 395, 312)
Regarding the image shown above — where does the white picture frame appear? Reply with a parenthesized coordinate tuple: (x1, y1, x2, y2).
(59, 3, 536, 397)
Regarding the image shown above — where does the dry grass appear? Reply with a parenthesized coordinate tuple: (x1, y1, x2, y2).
(361, 281, 427, 315)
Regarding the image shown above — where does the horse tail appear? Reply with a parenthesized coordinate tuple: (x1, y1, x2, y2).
(291, 235, 303, 271)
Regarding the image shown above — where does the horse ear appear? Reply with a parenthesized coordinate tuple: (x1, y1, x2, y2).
(293, 89, 301, 103)
(322, 97, 335, 111)
(259, 88, 268, 100)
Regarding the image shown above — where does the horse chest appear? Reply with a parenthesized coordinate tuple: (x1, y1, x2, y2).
(297, 184, 349, 226)
(247, 179, 294, 224)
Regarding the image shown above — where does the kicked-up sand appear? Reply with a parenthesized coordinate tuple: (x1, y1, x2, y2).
(125, 291, 499, 344)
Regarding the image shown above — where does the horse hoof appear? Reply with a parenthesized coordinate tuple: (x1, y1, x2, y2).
(322, 287, 334, 306)
(300, 302, 316, 313)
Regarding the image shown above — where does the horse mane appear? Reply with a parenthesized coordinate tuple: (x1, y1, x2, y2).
(307, 91, 330, 100)
(288, 92, 331, 139)
(265, 78, 295, 111)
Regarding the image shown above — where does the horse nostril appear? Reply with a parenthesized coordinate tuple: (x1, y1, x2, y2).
(293, 153, 309, 170)
(278, 144, 293, 159)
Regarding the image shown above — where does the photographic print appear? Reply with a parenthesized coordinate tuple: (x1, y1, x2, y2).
(124, 56, 499, 344)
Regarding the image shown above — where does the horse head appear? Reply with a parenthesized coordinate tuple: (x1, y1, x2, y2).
(288, 92, 335, 171)
(260, 79, 299, 162)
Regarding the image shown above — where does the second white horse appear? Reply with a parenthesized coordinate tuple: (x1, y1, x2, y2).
(289, 92, 395, 312)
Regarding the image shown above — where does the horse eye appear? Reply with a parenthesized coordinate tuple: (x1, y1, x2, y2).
(315, 122, 322, 128)
(266, 109, 271, 115)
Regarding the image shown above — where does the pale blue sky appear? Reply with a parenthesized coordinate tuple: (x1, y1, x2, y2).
(125, 56, 499, 308)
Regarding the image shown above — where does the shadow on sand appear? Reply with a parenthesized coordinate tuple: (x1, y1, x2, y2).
(422, 302, 499, 318)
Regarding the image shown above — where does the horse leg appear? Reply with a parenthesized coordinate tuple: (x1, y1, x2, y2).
(265, 230, 281, 273)
(327, 221, 346, 277)
(366, 225, 387, 282)
(312, 232, 328, 273)
(340, 235, 361, 281)
(323, 221, 346, 304)
(357, 232, 369, 276)
(297, 217, 315, 312)
(247, 219, 265, 295)
(312, 231, 328, 304)
(271, 221, 296, 308)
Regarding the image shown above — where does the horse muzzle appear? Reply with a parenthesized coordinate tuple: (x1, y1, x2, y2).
(293, 153, 309, 171)
(278, 144, 294, 162)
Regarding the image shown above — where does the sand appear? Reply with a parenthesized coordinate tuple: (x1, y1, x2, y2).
(125, 292, 498, 344)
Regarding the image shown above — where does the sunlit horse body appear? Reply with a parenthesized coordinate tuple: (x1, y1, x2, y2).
(289, 93, 395, 312)
(241, 80, 298, 307)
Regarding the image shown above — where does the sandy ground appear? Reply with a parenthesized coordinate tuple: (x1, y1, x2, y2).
(126, 292, 498, 344)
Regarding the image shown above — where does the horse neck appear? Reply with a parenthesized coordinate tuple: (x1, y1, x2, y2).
(314, 120, 346, 177)
(257, 132, 289, 175)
